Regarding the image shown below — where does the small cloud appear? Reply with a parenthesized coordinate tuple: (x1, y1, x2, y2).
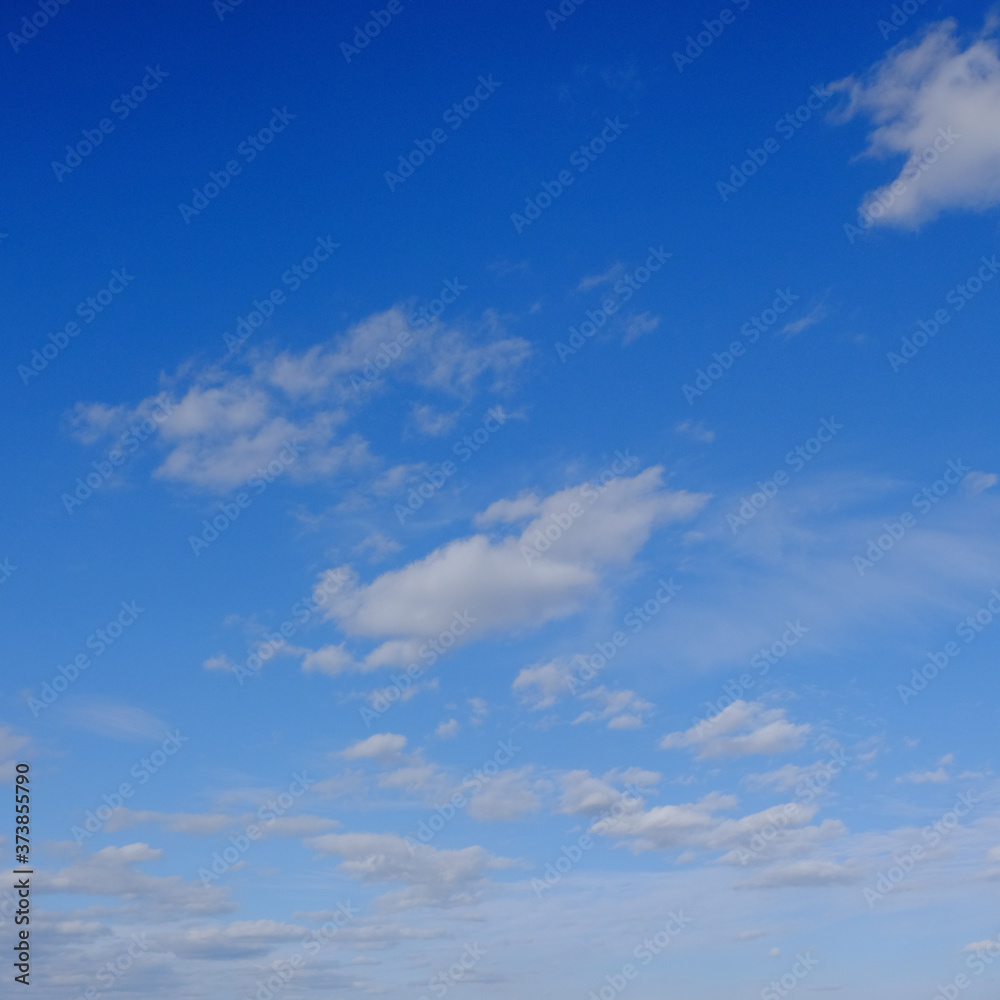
(738, 929, 766, 941)
(674, 419, 715, 444)
(203, 653, 235, 672)
(782, 303, 828, 337)
(962, 470, 998, 496)
(623, 312, 659, 345)
(578, 264, 623, 291)
(488, 257, 529, 277)
(340, 733, 407, 762)
(964, 936, 1000, 952)
(410, 403, 460, 437)
(435, 719, 459, 739)
(769, 947, 781, 957)
(468, 697, 488, 725)
(939, 752, 955, 765)
(65, 700, 169, 742)
(899, 767, 950, 784)
(354, 531, 402, 561)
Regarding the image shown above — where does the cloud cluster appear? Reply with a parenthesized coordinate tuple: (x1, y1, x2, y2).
(833, 18, 1000, 227)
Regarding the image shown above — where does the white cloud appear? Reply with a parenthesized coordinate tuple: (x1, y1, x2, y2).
(963, 470, 998, 496)
(832, 19, 1000, 227)
(557, 770, 644, 817)
(782, 303, 828, 337)
(623, 312, 660, 344)
(67, 307, 530, 492)
(37, 843, 232, 914)
(659, 701, 810, 759)
(307, 831, 513, 910)
(964, 935, 1000, 952)
(467, 768, 540, 821)
(435, 719, 460, 739)
(899, 767, 950, 784)
(341, 733, 408, 762)
(573, 687, 654, 729)
(674, 420, 715, 444)
(590, 792, 825, 856)
(316, 467, 708, 669)
(512, 658, 575, 709)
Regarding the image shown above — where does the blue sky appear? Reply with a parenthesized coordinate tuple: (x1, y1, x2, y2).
(4, 0, 1000, 997)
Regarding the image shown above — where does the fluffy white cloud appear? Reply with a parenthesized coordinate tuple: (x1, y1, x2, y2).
(573, 686, 654, 729)
(899, 767, 950, 784)
(512, 658, 575, 709)
(659, 701, 810, 759)
(340, 733, 408, 762)
(833, 19, 1000, 227)
(67, 307, 530, 491)
(307, 831, 513, 910)
(316, 467, 708, 669)
(557, 770, 645, 817)
(37, 843, 232, 914)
